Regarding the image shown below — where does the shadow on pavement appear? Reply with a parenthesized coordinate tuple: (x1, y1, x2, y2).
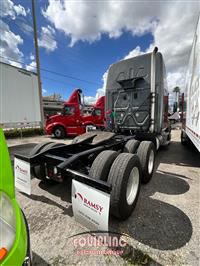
(32, 252, 50, 266)
(111, 175, 193, 251)
(121, 197, 193, 250)
(157, 140, 200, 168)
(144, 170, 190, 196)
(22, 192, 73, 217)
(111, 140, 194, 251)
(11, 134, 197, 252)
(38, 178, 72, 203)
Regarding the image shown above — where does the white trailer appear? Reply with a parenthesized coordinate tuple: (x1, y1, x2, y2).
(181, 16, 200, 152)
(0, 62, 42, 129)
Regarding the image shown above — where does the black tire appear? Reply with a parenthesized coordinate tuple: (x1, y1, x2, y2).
(30, 142, 52, 178)
(89, 150, 118, 181)
(108, 153, 141, 220)
(137, 141, 156, 184)
(124, 139, 140, 154)
(54, 126, 65, 139)
(34, 143, 64, 181)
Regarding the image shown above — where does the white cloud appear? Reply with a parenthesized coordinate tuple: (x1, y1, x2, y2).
(124, 46, 145, 59)
(84, 71, 108, 104)
(38, 25, 57, 52)
(13, 4, 26, 17)
(42, 89, 47, 94)
(95, 71, 108, 98)
(0, 19, 23, 68)
(0, 1, 28, 68)
(0, 0, 27, 19)
(84, 96, 96, 105)
(42, 0, 158, 47)
(42, 1, 199, 99)
(26, 61, 36, 72)
(167, 71, 186, 93)
(30, 53, 35, 61)
(26, 8, 31, 15)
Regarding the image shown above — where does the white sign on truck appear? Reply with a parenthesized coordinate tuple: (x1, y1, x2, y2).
(14, 157, 31, 195)
(0, 62, 41, 128)
(182, 16, 200, 151)
(72, 179, 110, 232)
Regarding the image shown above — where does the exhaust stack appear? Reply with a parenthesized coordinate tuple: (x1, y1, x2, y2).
(150, 47, 158, 133)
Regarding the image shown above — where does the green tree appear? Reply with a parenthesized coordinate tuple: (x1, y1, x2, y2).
(173, 86, 180, 111)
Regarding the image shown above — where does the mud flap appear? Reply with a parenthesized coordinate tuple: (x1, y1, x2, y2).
(14, 157, 31, 195)
(72, 180, 110, 232)
(69, 169, 111, 232)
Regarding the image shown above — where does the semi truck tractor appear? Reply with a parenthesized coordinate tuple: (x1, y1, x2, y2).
(15, 48, 170, 223)
(45, 89, 105, 138)
(181, 16, 200, 152)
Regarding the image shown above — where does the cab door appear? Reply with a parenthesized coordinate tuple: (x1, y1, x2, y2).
(93, 108, 103, 126)
(63, 105, 77, 126)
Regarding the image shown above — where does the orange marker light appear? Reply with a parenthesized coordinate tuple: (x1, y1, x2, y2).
(0, 247, 7, 261)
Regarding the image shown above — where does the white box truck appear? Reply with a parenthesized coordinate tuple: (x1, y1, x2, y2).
(0, 62, 41, 129)
(181, 16, 200, 152)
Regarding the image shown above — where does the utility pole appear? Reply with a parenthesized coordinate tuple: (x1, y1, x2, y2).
(31, 0, 44, 129)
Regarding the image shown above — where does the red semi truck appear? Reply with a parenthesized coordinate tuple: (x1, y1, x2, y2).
(45, 89, 105, 138)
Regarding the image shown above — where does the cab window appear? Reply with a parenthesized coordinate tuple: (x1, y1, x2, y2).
(63, 106, 75, 115)
(94, 109, 101, 116)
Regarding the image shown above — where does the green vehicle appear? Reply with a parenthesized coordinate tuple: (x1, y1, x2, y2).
(0, 128, 31, 265)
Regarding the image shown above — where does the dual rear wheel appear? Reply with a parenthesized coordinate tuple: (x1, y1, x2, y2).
(89, 151, 141, 220)
(89, 140, 156, 220)
(124, 139, 156, 184)
(31, 139, 155, 220)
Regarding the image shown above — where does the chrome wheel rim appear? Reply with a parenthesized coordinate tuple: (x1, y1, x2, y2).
(55, 129, 61, 137)
(126, 167, 140, 205)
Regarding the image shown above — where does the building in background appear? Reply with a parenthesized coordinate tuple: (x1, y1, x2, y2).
(43, 94, 64, 118)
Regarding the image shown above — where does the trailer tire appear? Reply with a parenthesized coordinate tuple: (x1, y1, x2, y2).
(89, 150, 118, 181)
(34, 143, 64, 182)
(108, 153, 141, 220)
(54, 126, 65, 139)
(124, 139, 140, 154)
(137, 141, 156, 184)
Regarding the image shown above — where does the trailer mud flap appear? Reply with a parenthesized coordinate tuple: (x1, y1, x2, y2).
(14, 157, 31, 195)
(72, 179, 110, 232)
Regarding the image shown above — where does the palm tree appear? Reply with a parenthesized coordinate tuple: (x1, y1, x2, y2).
(173, 86, 180, 112)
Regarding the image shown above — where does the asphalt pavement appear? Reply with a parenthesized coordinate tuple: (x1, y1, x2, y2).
(8, 129, 200, 266)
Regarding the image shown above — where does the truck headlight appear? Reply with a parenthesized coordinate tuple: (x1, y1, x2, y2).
(0, 192, 16, 261)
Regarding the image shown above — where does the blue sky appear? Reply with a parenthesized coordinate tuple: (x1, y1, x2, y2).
(0, 0, 199, 104)
(40, 32, 153, 99)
